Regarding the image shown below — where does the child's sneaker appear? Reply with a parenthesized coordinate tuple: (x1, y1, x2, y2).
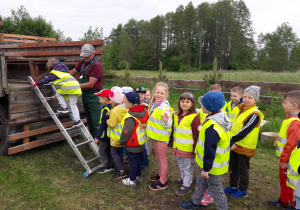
(176, 186, 191, 195)
(112, 170, 126, 179)
(200, 194, 214, 206)
(98, 166, 112, 174)
(149, 174, 160, 181)
(173, 178, 183, 185)
(57, 107, 69, 113)
(136, 176, 142, 182)
(72, 120, 82, 127)
(267, 198, 288, 208)
(122, 178, 136, 186)
(179, 200, 200, 210)
(229, 189, 247, 198)
(149, 180, 168, 190)
(224, 186, 237, 194)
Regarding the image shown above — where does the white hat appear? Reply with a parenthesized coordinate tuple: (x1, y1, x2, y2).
(80, 44, 95, 57)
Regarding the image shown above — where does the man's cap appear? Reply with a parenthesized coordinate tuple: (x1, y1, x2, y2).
(201, 91, 225, 113)
(94, 89, 111, 98)
(80, 44, 95, 57)
(134, 86, 146, 93)
(124, 92, 140, 105)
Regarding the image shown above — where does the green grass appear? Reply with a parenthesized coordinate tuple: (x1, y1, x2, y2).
(113, 70, 300, 83)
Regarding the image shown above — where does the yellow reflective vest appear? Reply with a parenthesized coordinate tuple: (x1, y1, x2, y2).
(226, 101, 240, 122)
(146, 105, 173, 142)
(229, 106, 264, 149)
(99, 106, 111, 138)
(173, 113, 198, 153)
(276, 117, 300, 157)
(51, 70, 82, 100)
(286, 146, 300, 190)
(195, 119, 230, 175)
(108, 120, 123, 141)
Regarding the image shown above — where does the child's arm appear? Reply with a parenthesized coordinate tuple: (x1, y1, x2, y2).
(35, 73, 58, 86)
(94, 108, 109, 142)
(280, 121, 300, 165)
(162, 108, 172, 128)
(191, 116, 201, 151)
(230, 113, 260, 146)
(119, 118, 136, 146)
(203, 125, 220, 173)
(107, 109, 118, 128)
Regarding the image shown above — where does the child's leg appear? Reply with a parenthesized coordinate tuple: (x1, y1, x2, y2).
(128, 151, 138, 181)
(139, 148, 145, 170)
(152, 140, 161, 175)
(207, 174, 228, 210)
(68, 94, 80, 121)
(176, 156, 194, 187)
(118, 147, 124, 167)
(229, 151, 239, 188)
(192, 168, 208, 205)
(107, 144, 114, 167)
(111, 146, 124, 171)
(155, 141, 168, 183)
(236, 153, 250, 191)
(99, 141, 109, 168)
(279, 165, 295, 207)
(56, 92, 68, 108)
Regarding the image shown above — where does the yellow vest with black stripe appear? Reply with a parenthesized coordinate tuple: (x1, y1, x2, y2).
(195, 119, 230, 175)
(99, 106, 111, 138)
(276, 117, 300, 157)
(286, 146, 300, 190)
(226, 101, 240, 122)
(173, 113, 198, 152)
(120, 112, 147, 145)
(146, 106, 173, 142)
(51, 70, 82, 100)
(229, 107, 264, 149)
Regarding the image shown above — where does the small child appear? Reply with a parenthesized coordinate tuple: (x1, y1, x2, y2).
(119, 92, 149, 186)
(268, 90, 300, 209)
(94, 89, 114, 173)
(107, 87, 127, 179)
(145, 88, 151, 101)
(31, 58, 82, 127)
(146, 82, 173, 190)
(169, 92, 200, 195)
(135, 86, 150, 106)
(179, 91, 231, 210)
(226, 86, 243, 122)
(224, 85, 264, 198)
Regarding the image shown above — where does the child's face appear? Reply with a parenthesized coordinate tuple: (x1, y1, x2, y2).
(154, 86, 167, 102)
(230, 91, 242, 103)
(145, 90, 150, 100)
(98, 96, 109, 105)
(243, 92, 256, 107)
(282, 97, 295, 114)
(201, 103, 211, 114)
(138, 92, 145, 100)
(123, 96, 133, 109)
(180, 99, 193, 113)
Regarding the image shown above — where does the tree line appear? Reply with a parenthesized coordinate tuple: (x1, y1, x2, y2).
(1, 1, 300, 72)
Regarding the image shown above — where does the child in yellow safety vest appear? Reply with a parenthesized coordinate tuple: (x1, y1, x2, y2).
(226, 86, 243, 122)
(107, 87, 128, 179)
(168, 92, 200, 195)
(146, 82, 173, 190)
(224, 85, 264, 198)
(31, 58, 82, 127)
(268, 90, 300, 209)
(179, 91, 231, 210)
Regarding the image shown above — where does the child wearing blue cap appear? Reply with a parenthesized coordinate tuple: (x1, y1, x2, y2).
(179, 91, 231, 210)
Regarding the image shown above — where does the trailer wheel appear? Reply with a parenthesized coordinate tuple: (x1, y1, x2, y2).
(0, 105, 10, 155)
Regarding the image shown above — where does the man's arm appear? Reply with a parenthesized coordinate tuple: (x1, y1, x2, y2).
(69, 68, 78, 76)
(80, 76, 98, 89)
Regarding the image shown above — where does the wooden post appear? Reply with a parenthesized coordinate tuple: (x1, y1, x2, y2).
(23, 124, 30, 143)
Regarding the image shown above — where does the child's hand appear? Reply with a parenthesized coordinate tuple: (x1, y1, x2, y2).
(52, 95, 56, 99)
(139, 124, 147, 129)
(201, 170, 209, 179)
(274, 140, 277, 148)
(162, 112, 169, 124)
(197, 125, 202, 131)
(230, 144, 237, 151)
(30, 82, 36, 87)
(94, 138, 99, 144)
(280, 162, 287, 169)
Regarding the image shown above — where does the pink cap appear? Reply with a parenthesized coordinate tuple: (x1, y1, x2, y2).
(109, 87, 124, 104)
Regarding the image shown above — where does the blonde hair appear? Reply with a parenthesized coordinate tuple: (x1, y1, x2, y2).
(148, 82, 169, 112)
(231, 86, 243, 95)
(209, 84, 222, 91)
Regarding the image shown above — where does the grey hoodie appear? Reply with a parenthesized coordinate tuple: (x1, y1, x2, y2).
(205, 111, 232, 133)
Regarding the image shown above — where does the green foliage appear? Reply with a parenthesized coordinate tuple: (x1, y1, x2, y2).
(200, 63, 213, 71)
(179, 64, 192, 72)
(227, 62, 239, 70)
(79, 26, 103, 41)
(118, 61, 136, 86)
(158, 61, 168, 82)
(203, 57, 223, 87)
(0, 5, 65, 41)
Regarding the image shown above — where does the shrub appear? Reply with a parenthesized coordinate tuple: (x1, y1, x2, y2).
(227, 62, 239, 70)
(203, 57, 223, 88)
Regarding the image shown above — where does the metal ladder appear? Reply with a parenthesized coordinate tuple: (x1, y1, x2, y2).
(28, 76, 102, 178)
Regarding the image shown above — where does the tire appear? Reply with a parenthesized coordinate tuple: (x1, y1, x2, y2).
(0, 105, 10, 155)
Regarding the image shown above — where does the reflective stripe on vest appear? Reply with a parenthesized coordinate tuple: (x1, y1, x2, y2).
(99, 107, 110, 138)
(226, 101, 240, 122)
(146, 106, 173, 142)
(229, 106, 264, 149)
(195, 119, 230, 175)
(276, 117, 300, 157)
(51, 70, 82, 97)
(286, 147, 300, 190)
(121, 112, 147, 145)
(173, 113, 198, 152)
(109, 123, 123, 141)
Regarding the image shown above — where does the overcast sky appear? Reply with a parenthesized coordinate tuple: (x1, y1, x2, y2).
(1, 0, 299, 41)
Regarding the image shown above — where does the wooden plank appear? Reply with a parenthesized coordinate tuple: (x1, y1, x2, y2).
(8, 140, 41, 155)
(2, 33, 56, 42)
(23, 124, 30, 143)
(3, 38, 39, 44)
(4, 50, 103, 57)
(9, 118, 87, 141)
(0, 40, 103, 49)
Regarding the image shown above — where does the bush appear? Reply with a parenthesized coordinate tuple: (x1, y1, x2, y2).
(178, 64, 192, 72)
(227, 62, 239, 70)
(200, 63, 213, 71)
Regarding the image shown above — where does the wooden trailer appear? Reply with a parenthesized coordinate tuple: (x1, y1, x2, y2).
(0, 35, 103, 155)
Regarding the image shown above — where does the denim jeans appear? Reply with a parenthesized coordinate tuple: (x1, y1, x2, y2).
(128, 151, 142, 181)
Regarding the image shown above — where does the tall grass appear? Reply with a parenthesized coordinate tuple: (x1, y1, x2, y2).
(114, 70, 300, 83)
